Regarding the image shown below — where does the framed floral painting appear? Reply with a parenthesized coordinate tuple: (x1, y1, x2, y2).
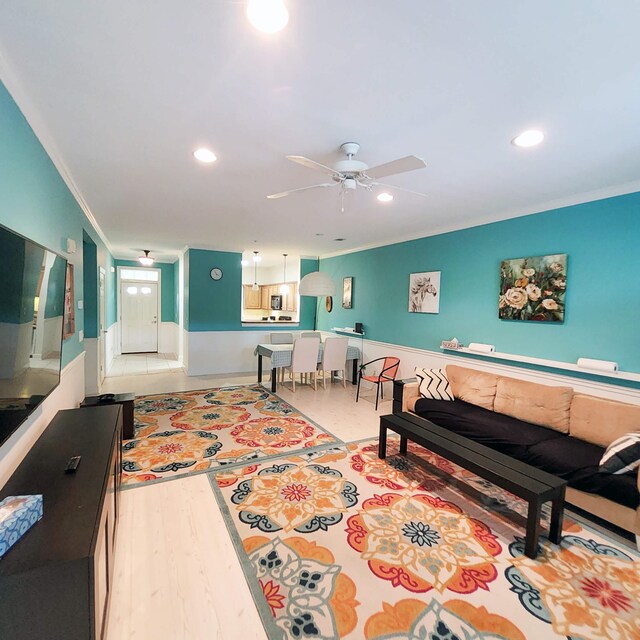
(499, 254, 566, 322)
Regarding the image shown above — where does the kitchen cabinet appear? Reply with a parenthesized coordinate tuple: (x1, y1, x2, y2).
(283, 282, 297, 312)
(243, 285, 261, 309)
(260, 285, 270, 310)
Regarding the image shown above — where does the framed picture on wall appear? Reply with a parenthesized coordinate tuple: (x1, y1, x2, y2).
(408, 271, 440, 313)
(342, 277, 353, 309)
(499, 253, 567, 322)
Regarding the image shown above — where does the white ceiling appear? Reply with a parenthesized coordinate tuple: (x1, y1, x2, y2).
(1, 1, 640, 262)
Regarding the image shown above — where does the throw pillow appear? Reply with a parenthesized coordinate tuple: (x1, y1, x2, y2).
(415, 367, 454, 401)
(599, 432, 640, 475)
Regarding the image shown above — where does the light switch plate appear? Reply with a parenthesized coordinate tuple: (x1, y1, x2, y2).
(77, 300, 83, 309)
(79, 330, 84, 342)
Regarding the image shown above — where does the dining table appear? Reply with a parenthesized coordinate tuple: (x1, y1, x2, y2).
(254, 343, 362, 392)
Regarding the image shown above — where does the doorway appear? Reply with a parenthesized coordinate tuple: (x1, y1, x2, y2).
(119, 268, 160, 354)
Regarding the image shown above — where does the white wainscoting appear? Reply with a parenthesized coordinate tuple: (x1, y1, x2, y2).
(84, 337, 100, 395)
(105, 322, 119, 373)
(0, 351, 86, 488)
(184, 330, 640, 404)
(159, 322, 178, 357)
(356, 338, 640, 405)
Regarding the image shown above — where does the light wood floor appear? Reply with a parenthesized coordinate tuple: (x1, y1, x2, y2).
(103, 370, 386, 640)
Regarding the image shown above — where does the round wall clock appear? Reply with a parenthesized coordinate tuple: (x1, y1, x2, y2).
(210, 268, 223, 281)
(326, 296, 333, 312)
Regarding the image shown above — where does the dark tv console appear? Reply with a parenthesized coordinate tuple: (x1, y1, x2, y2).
(0, 405, 122, 640)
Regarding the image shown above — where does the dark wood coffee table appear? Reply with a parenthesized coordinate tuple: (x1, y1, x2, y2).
(379, 412, 567, 559)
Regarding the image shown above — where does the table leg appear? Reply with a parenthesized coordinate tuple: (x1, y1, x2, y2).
(378, 423, 388, 459)
(351, 359, 358, 385)
(257, 355, 263, 383)
(271, 369, 277, 392)
(399, 435, 408, 455)
(525, 499, 542, 559)
(549, 487, 566, 545)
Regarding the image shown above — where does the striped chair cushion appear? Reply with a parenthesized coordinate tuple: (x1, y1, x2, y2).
(415, 367, 454, 401)
(599, 432, 640, 475)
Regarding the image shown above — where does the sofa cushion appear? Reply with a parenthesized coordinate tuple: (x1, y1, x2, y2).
(526, 436, 639, 510)
(415, 367, 454, 401)
(494, 377, 573, 433)
(413, 398, 560, 459)
(570, 393, 640, 448)
(599, 433, 640, 475)
(445, 365, 499, 410)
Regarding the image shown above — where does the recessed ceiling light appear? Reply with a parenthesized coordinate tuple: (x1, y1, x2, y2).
(377, 192, 394, 203)
(246, 0, 289, 33)
(315, 233, 324, 236)
(333, 238, 346, 242)
(512, 129, 544, 148)
(193, 148, 217, 163)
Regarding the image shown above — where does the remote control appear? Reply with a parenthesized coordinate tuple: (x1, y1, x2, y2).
(65, 456, 81, 473)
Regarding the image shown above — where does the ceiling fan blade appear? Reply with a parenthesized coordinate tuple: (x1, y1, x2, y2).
(286, 155, 340, 177)
(267, 183, 336, 199)
(371, 181, 429, 198)
(366, 155, 427, 179)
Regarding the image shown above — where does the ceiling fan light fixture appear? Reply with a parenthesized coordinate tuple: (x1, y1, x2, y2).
(377, 192, 393, 202)
(512, 129, 544, 148)
(246, 0, 289, 33)
(138, 250, 155, 266)
(193, 148, 217, 163)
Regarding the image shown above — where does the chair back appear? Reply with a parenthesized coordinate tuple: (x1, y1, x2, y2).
(270, 332, 293, 344)
(321, 337, 348, 370)
(301, 331, 322, 340)
(381, 357, 400, 380)
(290, 337, 321, 374)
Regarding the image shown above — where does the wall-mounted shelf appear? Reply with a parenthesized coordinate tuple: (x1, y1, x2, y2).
(442, 346, 640, 383)
(331, 327, 365, 336)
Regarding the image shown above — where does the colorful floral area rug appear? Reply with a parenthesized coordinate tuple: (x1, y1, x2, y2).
(210, 437, 640, 640)
(122, 384, 341, 487)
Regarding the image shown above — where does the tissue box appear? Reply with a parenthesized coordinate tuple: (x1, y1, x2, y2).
(0, 495, 43, 559)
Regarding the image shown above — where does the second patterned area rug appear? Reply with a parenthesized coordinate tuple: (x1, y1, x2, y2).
(122, 384, 341, 487)
(210, 437, 640, 640)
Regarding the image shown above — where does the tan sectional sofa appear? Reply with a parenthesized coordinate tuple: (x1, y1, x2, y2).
(397, 364, 640, 542)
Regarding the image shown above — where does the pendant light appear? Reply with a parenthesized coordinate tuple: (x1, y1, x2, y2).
(252, 251, 259, 291)
(138, 250, 154, 266)
(279, 254, 289, 294)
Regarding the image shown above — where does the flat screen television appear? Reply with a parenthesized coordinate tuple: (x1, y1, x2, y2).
(0, 224, 67, 448)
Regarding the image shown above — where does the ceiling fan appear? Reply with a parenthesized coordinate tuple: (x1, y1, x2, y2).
(267, 142, 428, 202)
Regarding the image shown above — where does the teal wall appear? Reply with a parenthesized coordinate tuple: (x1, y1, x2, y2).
(115, 259, 177, 323)
(186, 249, 314, 331)
(82, 233, 98, 338)
(0, 81, 115, 366)
(319, 192, 640, 384)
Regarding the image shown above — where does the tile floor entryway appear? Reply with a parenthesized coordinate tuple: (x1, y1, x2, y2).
(106, 353, 183, 377)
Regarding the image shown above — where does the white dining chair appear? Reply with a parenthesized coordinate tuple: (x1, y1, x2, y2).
(286, 337, 321, 391)
(270, 333, 294, 383)
(317, 336, 348, 388)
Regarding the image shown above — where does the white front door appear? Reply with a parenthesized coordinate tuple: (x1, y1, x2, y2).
(121, 282, 158, 353)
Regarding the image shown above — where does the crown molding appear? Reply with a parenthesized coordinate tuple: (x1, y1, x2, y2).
(319, 180, 640, 260)
(0, 47, 114, 254)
